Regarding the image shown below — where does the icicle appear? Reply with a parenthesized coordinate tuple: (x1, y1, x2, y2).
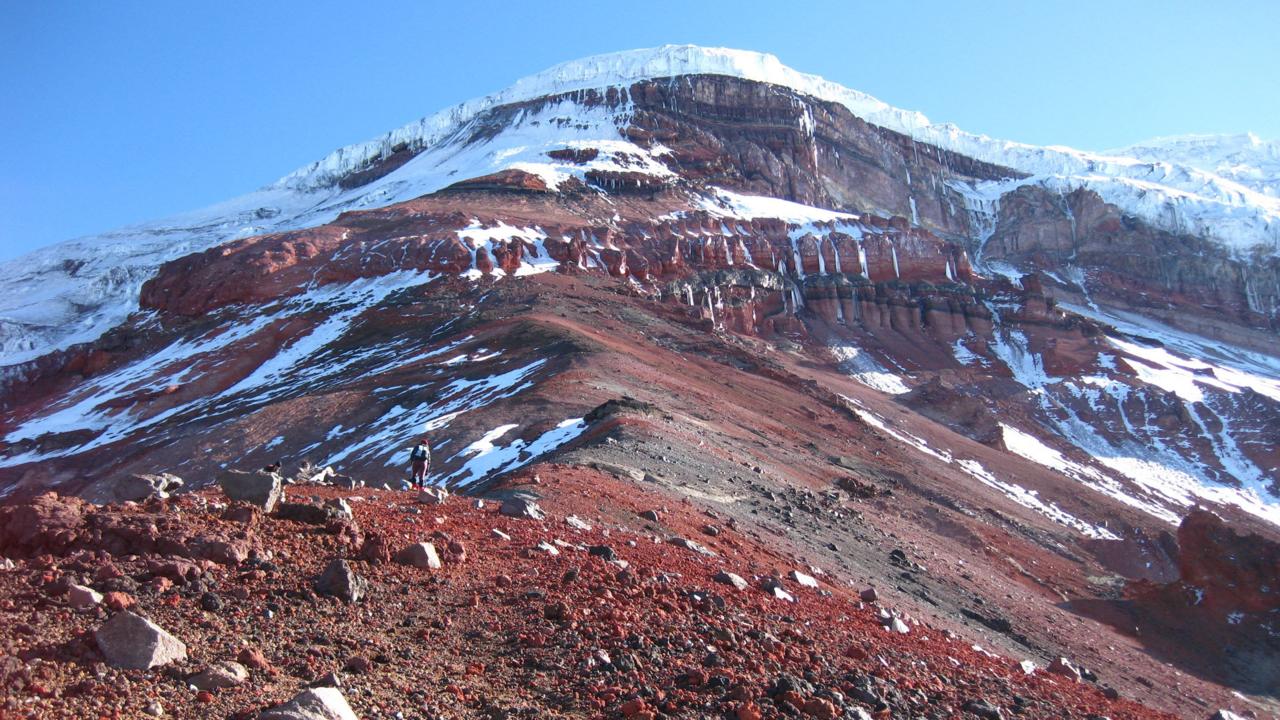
(945, 259, 954, 282)
(891, 245, 900, 279)
(857, 240, 869, 279)
(816, 236, 826, 275)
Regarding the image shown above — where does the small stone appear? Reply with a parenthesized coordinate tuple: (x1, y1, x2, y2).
(200, 591, 223, 612)
(143, 700, 165, 716)
(890, 617, 910, 634)
(588, 545, 617, 561)
(859, 587, 878, 602)
(238, 647, 272, 671)
(639, 510, 660, 522)
(68, 583, 103, 610)
(491, 529, 512, 541)
(94, 611, 188, 670)
(188, 661, 248, 690)
(103, 591, 134, 611)
(667, 537, 716, 556)
(962, 699, 1003, 719)
(1047, 656, 1081, 681)
(701, 524, 720, 537)
(565, 515, 592, 530)
(789, 570, 818, 588)
(714, 571, 748, 590)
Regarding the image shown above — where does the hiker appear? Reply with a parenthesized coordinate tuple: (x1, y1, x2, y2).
(409, 438, 431, 488)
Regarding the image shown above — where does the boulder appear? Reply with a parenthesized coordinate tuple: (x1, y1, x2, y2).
(397, 542, 442, 570)
(667, 537, 716, 556)
(500, 497, 545, 520)
(94, 611, 187, 669)
(258, 687, 358, 720)
(83, 473, 184, 504)
(189, 661, 249, 690)
(218, 470, 284, 512)
(314, 560, 368, 603)
(859, 587, 878, 602)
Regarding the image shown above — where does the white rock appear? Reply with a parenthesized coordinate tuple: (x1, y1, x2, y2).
(565, 515, 592, 531)
(258, 687, 358, 720)
(789, 570, 819, 588)
(491, 529, 512, 541)
(69, 584, 103, 610)
(189, 661, 249, 690)
(398, 542, 442, 569)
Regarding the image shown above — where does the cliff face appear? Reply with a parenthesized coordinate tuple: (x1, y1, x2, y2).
(985, 185, 1280, 333)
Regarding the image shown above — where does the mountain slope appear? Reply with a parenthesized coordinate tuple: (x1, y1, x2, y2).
(3, 45, 1280, 717)
(3, 45, 1278, 369)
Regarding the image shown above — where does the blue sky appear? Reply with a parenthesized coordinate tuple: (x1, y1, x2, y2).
(2, 0, 1277, 260)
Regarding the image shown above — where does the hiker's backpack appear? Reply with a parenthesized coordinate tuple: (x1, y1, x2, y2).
(410, 445, 429, 462)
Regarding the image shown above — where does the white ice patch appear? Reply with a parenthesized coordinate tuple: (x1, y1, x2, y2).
(830, 343, 910, 395)
(957, 458, 1118, 540)
(446, 417, 588, 487)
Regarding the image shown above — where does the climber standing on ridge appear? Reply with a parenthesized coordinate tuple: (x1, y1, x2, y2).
(409, 437, 432, 488)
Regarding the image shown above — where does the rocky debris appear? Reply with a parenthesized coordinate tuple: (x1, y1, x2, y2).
(94, 611, 188, 669)
(357, 532, 391, 564)
(0, 557, 15, 571)
(963, 699, 1004, 719)
(218, 469, 284, 512)
(714, 571, 748, 590)
(314, 560, 368, 603)
(500, 496, 545, 520)
(68, 583, 103, 609)
(1047, 656, 1082, 681)
(258, 687, 358, 720)
(189, 661, 249, 690)
(667, 536, 716, 556)
(397, 542, 443, 570)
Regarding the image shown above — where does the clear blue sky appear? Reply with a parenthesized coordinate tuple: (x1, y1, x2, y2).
(2, 0, 1277, 260)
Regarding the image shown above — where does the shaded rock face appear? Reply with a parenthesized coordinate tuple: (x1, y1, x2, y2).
(897, 377, 1002, 447)
(985, 185, 1280, 332)
(1177, 509, 1280, 616)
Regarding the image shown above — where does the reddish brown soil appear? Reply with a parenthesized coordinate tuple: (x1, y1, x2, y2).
(0, 472, 1174, 720)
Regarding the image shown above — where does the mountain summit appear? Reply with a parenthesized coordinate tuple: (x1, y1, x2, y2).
(2, 44, 1279, 717)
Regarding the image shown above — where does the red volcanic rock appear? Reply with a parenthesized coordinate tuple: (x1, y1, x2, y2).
(443, 169, 550, 193)
(1177, 509, 1280, 615)
(0, 492, 87, 557)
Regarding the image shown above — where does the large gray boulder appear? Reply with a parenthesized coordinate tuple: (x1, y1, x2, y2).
(83, 472, 184, 505)
(499, 497, 545, 520)
(258, 687, 358, 720)
(218, 469, 284, 512)
(314, 560, 367, 603)
(94, 611, 187, 669)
